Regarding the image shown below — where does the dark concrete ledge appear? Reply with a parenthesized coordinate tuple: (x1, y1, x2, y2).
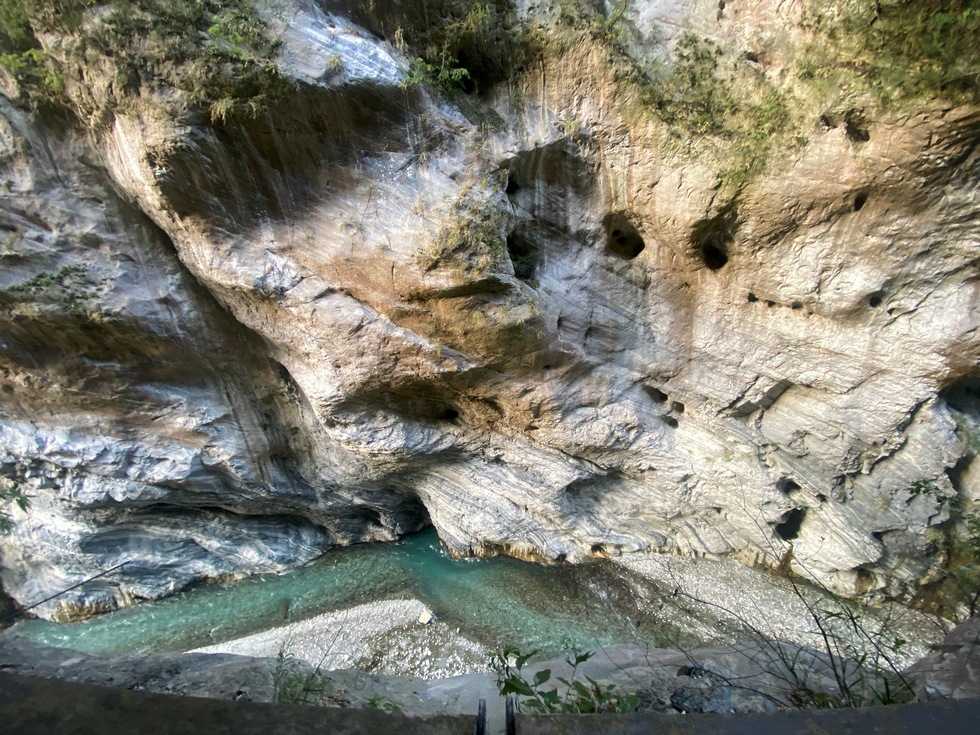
(3, 671, 980, 735)
(0, 672, 471, 735)
(520, 698, 980, 734)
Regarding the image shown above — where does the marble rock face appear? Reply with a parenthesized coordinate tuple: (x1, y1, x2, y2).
(0, 0, 978, 619)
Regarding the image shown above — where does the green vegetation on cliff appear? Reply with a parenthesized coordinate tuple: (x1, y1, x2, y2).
(0, 0, 288, 122)
(800, 0, 980, 105)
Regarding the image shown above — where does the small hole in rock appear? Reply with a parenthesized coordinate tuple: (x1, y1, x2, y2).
(790, 301, 803, 310)
(747, 293, 758, 302)
(774, 508, 806, 541)
(766, 300, 775, 307)
(439, 408, 459, 421)
(671, 401, 685, 413)
(644, 385, 669, 403)
(777, 478, 801, 495)
(603, 213, 646, 260)
(663, 416, 679, 428)
(853, 190, 869, 211)
(505, 177, 520, 196)
(691, 206, 737, 271)
(701, 244, 728, 270)
(868, 292, 883, 308)
(816, 494, 827, 503)
(555, 553, 567, 563)
(590, 543, 605, 554)
(542, 364, 552, 370)
(506, 230, 539, 281)
(844, 110, 870, 143)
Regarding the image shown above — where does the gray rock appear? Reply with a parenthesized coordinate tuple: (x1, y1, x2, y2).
(0, 0, 977, 617)
(905, 617, 980, 700)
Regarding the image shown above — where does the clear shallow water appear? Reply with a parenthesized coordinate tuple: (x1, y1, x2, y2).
(5, 529, 674, 658)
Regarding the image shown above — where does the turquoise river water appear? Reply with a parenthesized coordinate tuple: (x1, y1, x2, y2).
(5, 529, 679, 658)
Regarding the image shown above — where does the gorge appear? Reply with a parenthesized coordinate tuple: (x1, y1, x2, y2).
(0, 0, 977, 658)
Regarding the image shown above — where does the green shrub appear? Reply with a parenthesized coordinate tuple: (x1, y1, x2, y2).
(394, 1, 532, 96)
(0, 482, 30, 534)
(366, 694, 402, 712)
(800, 0, 980, 104)
(272, 649, 329, 705)
(490, 645, 638, 714)
(2, 1, 290, 123)
(6, 265, 90, 310)
(648, 34, 736, 137)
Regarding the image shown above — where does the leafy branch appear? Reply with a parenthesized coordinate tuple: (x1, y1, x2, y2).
(490, 645, 638, 714)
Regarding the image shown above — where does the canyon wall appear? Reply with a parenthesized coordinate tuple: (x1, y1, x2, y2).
(0, 0, 977, 619)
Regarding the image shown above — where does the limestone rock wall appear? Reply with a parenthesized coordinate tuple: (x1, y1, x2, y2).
(0, 0, 977, 618)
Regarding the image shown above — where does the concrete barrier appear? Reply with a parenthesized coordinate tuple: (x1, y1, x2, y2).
(2, 670, 980, 735)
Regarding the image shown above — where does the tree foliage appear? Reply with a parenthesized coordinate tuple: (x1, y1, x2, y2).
(0, 1, 289, 122)
(801, 0, 980, 104)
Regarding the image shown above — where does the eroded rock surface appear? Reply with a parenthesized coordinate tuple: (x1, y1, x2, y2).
(906, 617, 980, 700)
(0, 0, 978, 618)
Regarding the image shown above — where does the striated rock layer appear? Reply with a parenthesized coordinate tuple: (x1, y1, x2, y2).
(0, 0, 978, 619)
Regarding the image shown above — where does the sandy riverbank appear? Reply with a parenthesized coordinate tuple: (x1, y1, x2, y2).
(190, 598, 486, 678)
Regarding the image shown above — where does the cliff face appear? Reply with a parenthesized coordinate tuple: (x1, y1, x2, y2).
(1, 0, 977, 620)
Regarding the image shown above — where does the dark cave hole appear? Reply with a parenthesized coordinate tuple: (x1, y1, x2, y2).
(505, 176, 520, 196)
(590, 543, 605, 554)
(506, 230, 540, 281)
(815, 494, 827, 503)
(844, 112, 870, 143)
(855, 569, 875, 593)
(701, 244, 729, 270)
(354, 507, 383, 527)
(747, 292, 758, 302)
(790, 301, 803, 310)
(941, 376, 980, 416)
(663, 416, 679, 428)
(691, 205, 738, 271)
(774, 507, 807, 541)
(644, 385, 669, 403)
(777, 478, 801, 495)
(671, 401, 685, 414)
(766, 300, 776, 307)
(868, 292, 883, 308)
(555, 553, 567, 563)
(439, 408, 460, 421)
(450, 50, 480, 95)
(602, 212, 646, 260)
(853, 189, 869, 211)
